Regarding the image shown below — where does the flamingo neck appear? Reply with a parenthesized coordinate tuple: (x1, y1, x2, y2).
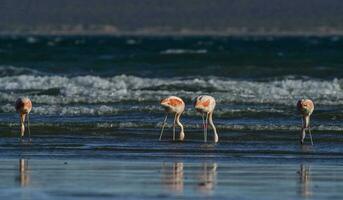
(303, 115, 310, 128)
(176, 113, 184, 140)
(208, 112, 218, 143)
(20, 114, 26, 137)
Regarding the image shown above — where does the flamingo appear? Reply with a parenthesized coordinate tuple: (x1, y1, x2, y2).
(297, 99, 314, 145)
(194, 95, 218, 143)
(15, 97, 32, 142)
(159, 96, 185, 141)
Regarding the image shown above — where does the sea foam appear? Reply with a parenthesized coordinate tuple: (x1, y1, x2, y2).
(0, 70, 342, 116)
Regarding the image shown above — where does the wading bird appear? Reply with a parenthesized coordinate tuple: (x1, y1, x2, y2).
(194, 95, 218, 143)
(159, 96, 185, 141)
(297, 99, 314, 145)
(15, 97, 32, 142)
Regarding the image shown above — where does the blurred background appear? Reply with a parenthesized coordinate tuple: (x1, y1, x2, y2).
(1, 0, 343, 35)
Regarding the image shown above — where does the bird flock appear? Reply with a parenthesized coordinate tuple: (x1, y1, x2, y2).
(15, 96, 314, 145)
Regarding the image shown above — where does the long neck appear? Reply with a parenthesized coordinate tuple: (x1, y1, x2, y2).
(20, 114, 26, 137)
(176, 113, 184, 140)
(303, 115, 310, 128)
(208, 112, 218, 143)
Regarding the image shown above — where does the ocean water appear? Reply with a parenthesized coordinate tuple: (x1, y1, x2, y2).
(0, 35, 343, 199)
(0, 36, 342, 133)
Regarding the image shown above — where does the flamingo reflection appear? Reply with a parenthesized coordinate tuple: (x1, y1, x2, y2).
(17, 158, 30, 187)
(197, 163, 217, 193)
(161, 162, 184, 193)
(298, 164, 312, 197)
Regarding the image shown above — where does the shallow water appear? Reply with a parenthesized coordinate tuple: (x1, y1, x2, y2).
(1, 158, 343, 200)
(1, 129, 343, 199)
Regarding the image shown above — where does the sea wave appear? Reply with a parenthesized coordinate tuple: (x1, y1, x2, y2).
(0, 73, 342, 107)
(0, 103, 290, 116)
(0, 66, 44, 76)
(0, 65, 342, 117)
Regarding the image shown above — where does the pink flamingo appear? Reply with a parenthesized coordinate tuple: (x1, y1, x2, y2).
(194, 95, 218, 143)
(297, 99, 314, 145)
(159, 96, 185, 141)
(15, 97, 32, 142)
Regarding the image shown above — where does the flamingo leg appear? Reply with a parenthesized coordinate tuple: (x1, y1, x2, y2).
(202, 113, 206, 142)
(159, 114, 168, 141)
(308, 127, 314, 146)
(173, 114, 177, 141)
(27, 113, 31, 143)
(300, 129, 306, 144)
(205, 113, 209, 143)
(19, 114, 25, 143)
(308, 118, 314, 146)
(300, 116, 306, 144)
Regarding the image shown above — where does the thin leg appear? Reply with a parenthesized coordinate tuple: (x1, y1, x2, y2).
(202, 113, 206, 142)
(308, 118, 314, 145)
(173, 114, 177, 141)
(19, 114, 25, 143)
(308, 127, 314, 146)
(27, 114, 31, 143)
(159, 114, 168, 141)
(205, 113, 209, 143)
(300, 117, 306, 144)
(301, 128, 306, 144)
(19, 118, 23, 143)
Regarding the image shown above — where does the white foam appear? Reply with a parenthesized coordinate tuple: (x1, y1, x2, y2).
(0, 73, 342, 116)
(26, 36, 38, 44)
(126, 39, 138, 45)
(160, 49, 207, 54)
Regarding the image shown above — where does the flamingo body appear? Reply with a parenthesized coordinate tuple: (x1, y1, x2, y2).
(297, 99, 314, 117)
(195, 95, 216, 114)
(16, 97, 32, 114)
(161, 96, 185, 114)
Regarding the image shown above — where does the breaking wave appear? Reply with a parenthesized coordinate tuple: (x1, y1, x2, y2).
(0, 72, 342, 107)
(0, 65, 342, 135)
